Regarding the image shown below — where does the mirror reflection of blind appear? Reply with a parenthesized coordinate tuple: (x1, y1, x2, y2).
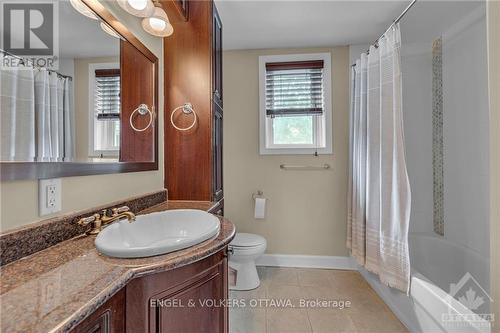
(265, 60, 324, 118)
(95, 69, 120, 120)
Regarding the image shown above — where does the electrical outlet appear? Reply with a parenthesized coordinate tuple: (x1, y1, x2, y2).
(47, 185, 57, 207)
(39, 179, 62, 216)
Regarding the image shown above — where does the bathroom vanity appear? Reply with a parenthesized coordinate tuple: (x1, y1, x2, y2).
(0, 200, 235, 333)
(73, 250, 228, 333)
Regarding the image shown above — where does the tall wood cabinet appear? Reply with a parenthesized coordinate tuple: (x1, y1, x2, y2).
(163, 0, 224, 211)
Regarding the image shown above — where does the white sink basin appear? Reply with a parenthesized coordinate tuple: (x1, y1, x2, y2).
(95, 209, 220, 258)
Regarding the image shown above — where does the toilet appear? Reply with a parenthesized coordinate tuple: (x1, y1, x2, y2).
(228, 233, 267, 290)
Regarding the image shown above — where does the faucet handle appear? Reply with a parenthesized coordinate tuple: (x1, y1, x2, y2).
(112, 206, 130, 216)
(78, 213, 100, 226)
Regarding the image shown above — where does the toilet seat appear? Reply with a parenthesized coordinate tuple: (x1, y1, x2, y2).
(230, 233, 266, 248)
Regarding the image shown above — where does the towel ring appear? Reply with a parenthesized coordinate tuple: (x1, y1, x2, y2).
(170, 103, 197, 131)
(129, 104, 153, 132)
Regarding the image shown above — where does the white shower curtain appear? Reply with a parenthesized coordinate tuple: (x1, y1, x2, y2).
(63, 78, 75, 160)
(1, 62, 74, 162)
(347, 24, 412, 293)
(0, 58, 36, 161)
(34, 70, 74, 161)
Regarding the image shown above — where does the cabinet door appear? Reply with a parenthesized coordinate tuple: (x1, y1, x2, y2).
(71, 289, 125, 333)
(153, 261, 226, 333)
(126, 250, 228, 333)
(212, 101, 223, 202)
(212, 3, 223, 107)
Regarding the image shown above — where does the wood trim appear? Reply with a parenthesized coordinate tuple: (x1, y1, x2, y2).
(266, 60, 324, 71)
(81, 0, 157, 63)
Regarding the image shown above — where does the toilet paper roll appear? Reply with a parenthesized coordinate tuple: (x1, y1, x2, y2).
(254, 197, 266, 219)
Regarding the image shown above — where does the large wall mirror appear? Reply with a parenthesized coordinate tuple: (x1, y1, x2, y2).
(0, 0, 158, 181)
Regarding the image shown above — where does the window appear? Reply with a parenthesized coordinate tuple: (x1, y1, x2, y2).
(88, 63, 120, 157)
(259, 53, 332, 155)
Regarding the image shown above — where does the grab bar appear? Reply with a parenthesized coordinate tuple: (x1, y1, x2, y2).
(280, 164, 331, 170)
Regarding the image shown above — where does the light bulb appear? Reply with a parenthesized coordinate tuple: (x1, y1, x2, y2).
(141, 6, 173, 37)
(149, 17, 166, 31)
(70, 0, 98, 20)
(128, 0, 147, 10)
(100, 22, 120, 39)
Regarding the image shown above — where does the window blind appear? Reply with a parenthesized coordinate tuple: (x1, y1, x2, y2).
(95, 69, 120, 120)
(265, 60, 324, 117)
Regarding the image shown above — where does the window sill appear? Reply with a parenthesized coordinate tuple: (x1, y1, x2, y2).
(259, 147, 333, 155)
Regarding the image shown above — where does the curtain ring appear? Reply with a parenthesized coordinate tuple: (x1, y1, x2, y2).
(129, 104, 154, 132)
(170, 103, 197, 131)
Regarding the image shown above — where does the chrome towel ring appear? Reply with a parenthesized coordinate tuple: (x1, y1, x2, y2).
(129, 104, 154, 132)
(170, 103, 197, 131)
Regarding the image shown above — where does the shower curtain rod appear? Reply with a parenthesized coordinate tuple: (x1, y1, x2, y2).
(0, 49, 73, 81)
(351, 0, 417, 67)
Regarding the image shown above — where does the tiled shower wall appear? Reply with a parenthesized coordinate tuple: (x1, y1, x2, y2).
(432, 37, 444, 236)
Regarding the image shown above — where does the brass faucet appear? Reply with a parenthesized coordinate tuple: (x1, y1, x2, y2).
(78, 206, 136, 235)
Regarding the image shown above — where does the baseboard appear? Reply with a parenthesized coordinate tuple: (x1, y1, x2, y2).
(255, 254, 356, 270)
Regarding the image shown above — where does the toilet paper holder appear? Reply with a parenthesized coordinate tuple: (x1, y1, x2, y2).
(252, 190, 264, 199)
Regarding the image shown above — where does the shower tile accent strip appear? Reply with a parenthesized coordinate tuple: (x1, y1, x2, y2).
(432, 37, 444, 236)
(0, 189, 167, 266)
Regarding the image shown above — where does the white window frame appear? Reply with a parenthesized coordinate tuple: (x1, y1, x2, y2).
(88, 62, 120, 158)
(259, 52, 333, 155)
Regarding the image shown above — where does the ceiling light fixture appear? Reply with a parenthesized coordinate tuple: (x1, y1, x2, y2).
(117, 0, 155, 18)
(100, 22, 121, 39)
(142, 5, 173, 37)
(69, 0, 98, 20)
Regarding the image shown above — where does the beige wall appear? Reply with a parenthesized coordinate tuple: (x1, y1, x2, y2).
(0, 1, 164, 232)
(74, 56, 119, 160)
(487, 1, 500, 331)
(223, 47, 350, 256)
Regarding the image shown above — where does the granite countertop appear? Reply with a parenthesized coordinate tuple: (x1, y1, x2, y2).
(0, 201, 235, 333)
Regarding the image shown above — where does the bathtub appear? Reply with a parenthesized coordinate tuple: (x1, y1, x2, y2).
(359, 232, 491, 333)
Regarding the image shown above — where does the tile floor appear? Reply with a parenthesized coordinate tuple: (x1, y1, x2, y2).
(229, 267, 408, 333)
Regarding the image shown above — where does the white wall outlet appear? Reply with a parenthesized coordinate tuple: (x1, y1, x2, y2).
(39, 178, 62, 216)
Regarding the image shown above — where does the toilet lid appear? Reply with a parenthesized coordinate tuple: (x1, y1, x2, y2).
(230, 233, 266, 248)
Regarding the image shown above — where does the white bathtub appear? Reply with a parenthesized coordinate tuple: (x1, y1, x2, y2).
(359, 232, 491, 333)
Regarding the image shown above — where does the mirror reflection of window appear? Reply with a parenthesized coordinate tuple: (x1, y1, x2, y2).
(88, 64, 120, 158)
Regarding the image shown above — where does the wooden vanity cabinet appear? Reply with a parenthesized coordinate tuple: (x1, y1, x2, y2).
(71, 289, 125, 333)
(126, 249, 228, 333)
(71, 249, 228, 333)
